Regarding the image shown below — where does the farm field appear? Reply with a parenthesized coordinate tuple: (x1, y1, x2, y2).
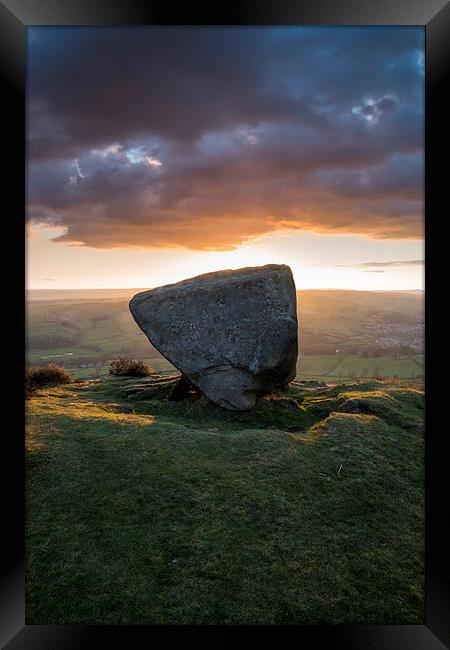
(26, 289, 424, 381)
(67, 354, 424, 382)
(297, 354, 424, 380)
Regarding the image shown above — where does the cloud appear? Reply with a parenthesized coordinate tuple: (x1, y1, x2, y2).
(27, 27, 424, 250)
(336, 259, 424, 268)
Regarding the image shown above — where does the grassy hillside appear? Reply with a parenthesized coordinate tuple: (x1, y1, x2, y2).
(26, 375, 424, 624)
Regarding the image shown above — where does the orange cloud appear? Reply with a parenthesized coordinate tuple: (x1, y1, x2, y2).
(27, 27, 424, 250)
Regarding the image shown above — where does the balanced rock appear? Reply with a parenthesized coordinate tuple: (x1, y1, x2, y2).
(129, 264, 298, 410)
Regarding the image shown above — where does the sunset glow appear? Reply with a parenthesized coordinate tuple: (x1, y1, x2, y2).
(26, 26, 424, 291)
(27, 224, 423, 291)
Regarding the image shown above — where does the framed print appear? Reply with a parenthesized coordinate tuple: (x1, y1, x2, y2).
(1, 0, 449, 647)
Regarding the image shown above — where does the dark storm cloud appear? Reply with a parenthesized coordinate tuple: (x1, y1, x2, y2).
(27, 27, 424, 249)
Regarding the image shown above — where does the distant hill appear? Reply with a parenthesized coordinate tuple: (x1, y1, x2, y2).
(297, 290, 424, 355)
(26, 289, 424, 371)
(27, 287, 424, 303)
(27, 288, 146, 302)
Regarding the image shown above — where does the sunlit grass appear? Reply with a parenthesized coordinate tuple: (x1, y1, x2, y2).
(26, 376, 424, 625)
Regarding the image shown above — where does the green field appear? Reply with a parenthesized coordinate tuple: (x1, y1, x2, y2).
(67, 354, 424, 383)
(26, 289, 424, 367)
(26, 375, 424, 624)
(297, 354, 424, 380)
(26, 290, 424, 385)
(69, 357, 176, 379)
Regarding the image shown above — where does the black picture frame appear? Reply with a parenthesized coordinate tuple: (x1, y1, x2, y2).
(2, 1, 448, 647)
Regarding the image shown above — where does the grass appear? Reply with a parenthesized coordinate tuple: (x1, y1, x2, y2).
(26, 375, 424, 624)
(26, 349, 425, 382)
(297, 354, 424, 379)
(296, 354, 340, 375)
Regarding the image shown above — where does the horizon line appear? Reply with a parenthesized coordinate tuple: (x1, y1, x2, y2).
(26, 286, 424, 293)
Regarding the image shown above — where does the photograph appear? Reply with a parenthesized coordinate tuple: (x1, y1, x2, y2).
(24, 25, 426, 626)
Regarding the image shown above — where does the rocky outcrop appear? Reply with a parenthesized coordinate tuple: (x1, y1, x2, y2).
(129, 264, 298, 410)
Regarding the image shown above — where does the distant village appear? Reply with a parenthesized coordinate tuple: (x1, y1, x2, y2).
(299, 318, 424, 358)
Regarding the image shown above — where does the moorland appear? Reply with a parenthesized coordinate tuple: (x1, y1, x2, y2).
(26, 373, 424, 624)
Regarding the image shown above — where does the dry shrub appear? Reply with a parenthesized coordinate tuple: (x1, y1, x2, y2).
(26, 363, 72, 395)
(108, 357, 153, 377)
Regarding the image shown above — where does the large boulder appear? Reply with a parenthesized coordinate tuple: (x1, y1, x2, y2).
(129, 264, 298, 410)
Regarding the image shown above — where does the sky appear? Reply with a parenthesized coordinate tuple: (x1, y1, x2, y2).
(26, 27, 424, 291)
